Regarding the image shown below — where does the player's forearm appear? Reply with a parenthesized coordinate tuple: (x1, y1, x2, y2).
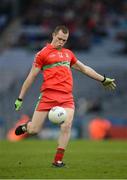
(18, 76, 35, 99)
(73, 61, 104, 81)
(83, 65, 104, 82)
(73, 61, 104, 82)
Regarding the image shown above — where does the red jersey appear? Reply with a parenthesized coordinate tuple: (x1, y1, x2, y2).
(33, 43, 77, 93)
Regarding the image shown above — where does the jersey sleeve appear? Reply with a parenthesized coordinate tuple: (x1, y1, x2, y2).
(70, 51, 78, 66)
(33, 51, 44, 69)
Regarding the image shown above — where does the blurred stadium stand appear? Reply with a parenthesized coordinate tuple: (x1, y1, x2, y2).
(0, 0, 127, 139)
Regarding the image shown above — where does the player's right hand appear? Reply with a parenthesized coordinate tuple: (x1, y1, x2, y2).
(15, 98, 23, 111)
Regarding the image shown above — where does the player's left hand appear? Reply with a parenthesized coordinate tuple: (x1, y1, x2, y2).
(102, 76, 116, 90)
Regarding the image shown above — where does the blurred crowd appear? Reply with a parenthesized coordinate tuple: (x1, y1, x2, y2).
(18, 0, 127, 52)
(0, 0, 12, 33)
(0, 0, 126, 53)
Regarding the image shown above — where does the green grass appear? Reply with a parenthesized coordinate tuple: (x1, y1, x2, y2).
(0, 139, 127, 179)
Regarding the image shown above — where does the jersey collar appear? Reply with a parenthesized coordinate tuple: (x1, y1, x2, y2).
(46, 43, 62, 51)
(46, 43, 55, 49)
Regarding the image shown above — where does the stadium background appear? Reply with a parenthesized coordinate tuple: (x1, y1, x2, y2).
(0, 0, 127, 140)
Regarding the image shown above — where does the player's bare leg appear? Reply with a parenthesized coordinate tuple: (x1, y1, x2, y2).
(58, 108, 74, 148)
(53, 108, 74, 167)
(15, 111, 48, 135)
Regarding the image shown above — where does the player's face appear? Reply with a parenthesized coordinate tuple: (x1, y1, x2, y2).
(51, 30, 69, 49)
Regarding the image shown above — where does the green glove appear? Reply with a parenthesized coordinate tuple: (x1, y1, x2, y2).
(102, 75, 116, 90)
(15, 98, 23, 111)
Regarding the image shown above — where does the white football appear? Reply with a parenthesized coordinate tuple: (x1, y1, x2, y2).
(48, 106, 67, 124)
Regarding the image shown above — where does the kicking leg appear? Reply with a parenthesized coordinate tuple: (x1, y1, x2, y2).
(15, 110, 48, 135)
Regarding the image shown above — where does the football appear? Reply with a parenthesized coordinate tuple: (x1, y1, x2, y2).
(48, 106, 67, 124)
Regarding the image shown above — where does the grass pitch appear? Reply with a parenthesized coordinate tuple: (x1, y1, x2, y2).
(0, 139, 127, 179)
